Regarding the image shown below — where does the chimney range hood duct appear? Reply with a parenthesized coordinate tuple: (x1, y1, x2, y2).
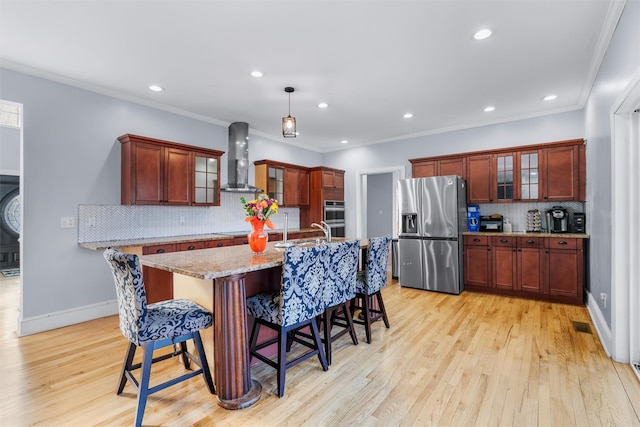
(220, 122, 264, 193)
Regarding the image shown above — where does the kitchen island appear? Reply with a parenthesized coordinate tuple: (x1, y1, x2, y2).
(138, 238, 360, 409)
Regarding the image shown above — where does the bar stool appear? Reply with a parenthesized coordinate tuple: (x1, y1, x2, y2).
(246, 244, 330, 397)
(351, 235, 392, 343)
(103, 249, 215, 427)
(321, 240, 360, 365)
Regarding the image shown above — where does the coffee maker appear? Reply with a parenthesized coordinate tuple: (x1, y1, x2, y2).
(546, 206, 569, 233)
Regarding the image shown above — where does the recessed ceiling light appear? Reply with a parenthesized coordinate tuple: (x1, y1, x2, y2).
(473, 28, 493, 40)
(148, 85, 164, 92)
(250, 70, 263, 78)
(318, 102, 329, 109)
(403, 113, 414, 119)
(341, 140, 349, 144)
(543, 94, 558, 101)
(484, 106, 495, 112)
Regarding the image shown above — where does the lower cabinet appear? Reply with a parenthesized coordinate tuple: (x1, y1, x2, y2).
(142, 244, 176, 303)
(463, 235, 491, 288)
(464, 234, 585, 304)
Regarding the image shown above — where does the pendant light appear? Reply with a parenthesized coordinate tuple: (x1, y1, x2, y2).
(282, 87, 296, 138)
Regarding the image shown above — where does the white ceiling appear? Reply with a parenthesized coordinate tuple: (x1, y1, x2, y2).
(0, 0, 623, 153)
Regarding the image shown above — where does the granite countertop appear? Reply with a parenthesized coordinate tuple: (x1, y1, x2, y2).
(79, 228, 322, 250)
(139, 238, 361, 280)
(462, 231, 590, 239)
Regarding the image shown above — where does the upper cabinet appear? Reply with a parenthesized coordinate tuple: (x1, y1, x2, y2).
(119, 134, 223, 206)
(411, 156, 466, 180)
(466, 154, 493, 203)
(541, 144, 585, 202)
(254, 160, 309, 207)
(411, 138, 585, 204)
(193, 152, 221, 205)
(311, 167, 344, 202)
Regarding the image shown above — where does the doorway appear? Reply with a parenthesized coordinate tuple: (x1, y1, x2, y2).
(355, 166, 405, 239)
(610, 68, 640, 379)
(0, 99, 23, 335)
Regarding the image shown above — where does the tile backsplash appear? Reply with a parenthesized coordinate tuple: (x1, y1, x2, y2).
(78, 192, 299, 242)
(477, 201, 586, 233)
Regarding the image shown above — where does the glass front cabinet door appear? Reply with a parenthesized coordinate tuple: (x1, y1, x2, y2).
(495, 153, 514, 201)
(193, 154, 220, 205)
(519, 151, 539, 201)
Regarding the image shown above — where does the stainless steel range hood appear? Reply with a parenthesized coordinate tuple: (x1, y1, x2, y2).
(220, 122, 264, 193)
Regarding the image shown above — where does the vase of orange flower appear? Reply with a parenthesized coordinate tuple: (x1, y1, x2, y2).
(241, 194, 278, 253)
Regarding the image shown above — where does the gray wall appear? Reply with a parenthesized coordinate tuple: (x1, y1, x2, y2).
(366, 173, 393, 238)
(583, 0, 640, 326)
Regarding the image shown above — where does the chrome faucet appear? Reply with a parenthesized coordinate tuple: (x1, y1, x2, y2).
(311, 221, 332, 243)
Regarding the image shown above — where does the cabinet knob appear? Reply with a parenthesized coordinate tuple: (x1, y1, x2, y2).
(558, 241, 568, 245)
(473, 238, 481, 242)
(526, 240, 535, 244)
(187, 245, 195, 250)
(156, 248, 165, 253)
(500, 239, 508, 243)
(217, 242, 224, 247)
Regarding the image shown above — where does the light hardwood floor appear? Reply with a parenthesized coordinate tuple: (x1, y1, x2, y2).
(1, 273, 639, 426)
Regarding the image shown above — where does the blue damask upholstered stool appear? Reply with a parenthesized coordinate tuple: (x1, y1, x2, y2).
(351, 235, 392, 344)
(321, 240, 360, 365)
(103, 249, 215, 427)
(246, 244, 330, 397)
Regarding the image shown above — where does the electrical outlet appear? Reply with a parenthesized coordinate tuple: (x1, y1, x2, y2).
(87, 216, 96, 228)
(179, 216, 186, 225)
(600, 293, 607, 309)
(60, 216, 75, 228)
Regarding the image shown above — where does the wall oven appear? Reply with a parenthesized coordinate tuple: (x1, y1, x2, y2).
(323, 200, 345, 237)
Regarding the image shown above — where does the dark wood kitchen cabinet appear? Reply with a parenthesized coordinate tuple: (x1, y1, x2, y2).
(463, 235, 491, 289)
(410, 138, 585, 204)
(466, 154, 493, 203)
(119, 134, 223, 206)
(142, 244, 176, 303)
(492, 236, 517, 290)
(308, 166, 345, 226)
(464, 234, 584, 305)
(545, 237, 583, 302)
(411, 156, 466, 180)
(254, 160, 309, 207)
(542, 144, 585, 202)
(516, 236, 545, 294)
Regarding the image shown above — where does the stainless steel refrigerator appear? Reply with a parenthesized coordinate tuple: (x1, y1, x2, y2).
(397, 176, 467, 294)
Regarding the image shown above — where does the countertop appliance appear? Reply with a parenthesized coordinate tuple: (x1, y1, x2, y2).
(573, 212, 586, 233)
(546, 206, 569, 233)
(479, 215, 503, 232)
(397, 176, 466, 294)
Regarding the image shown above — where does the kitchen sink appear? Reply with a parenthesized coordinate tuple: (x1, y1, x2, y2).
(275, 238, 327, 248)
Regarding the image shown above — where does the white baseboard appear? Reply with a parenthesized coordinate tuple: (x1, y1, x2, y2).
(586, 290, 612, 357)
(18, 299, 119, 337)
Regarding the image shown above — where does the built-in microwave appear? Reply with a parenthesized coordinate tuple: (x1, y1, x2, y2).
(323, 200, 345, 237)
(323, 200, 345, 224)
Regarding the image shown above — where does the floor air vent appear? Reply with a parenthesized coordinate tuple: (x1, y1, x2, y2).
(572, 321, 592, 334)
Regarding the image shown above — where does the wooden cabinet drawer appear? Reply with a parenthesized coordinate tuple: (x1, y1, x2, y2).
(492, 236, 516, 247)
(233, 236, 249, 245)
(546, 237, 579, 250)
(518, 236, 543, 248)
(143, 244, 176, 255)
(205, 238, 235, 248)
(464, 235, 489, 246)
(178, 241, 205, 251)
(269, 232, 283, 242)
